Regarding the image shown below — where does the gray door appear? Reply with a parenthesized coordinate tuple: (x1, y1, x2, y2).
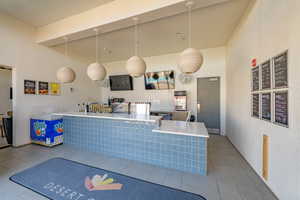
(197, 77, 220, 134)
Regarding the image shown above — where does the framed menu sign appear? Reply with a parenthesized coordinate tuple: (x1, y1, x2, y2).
(273, 51, 288, 89)
(261, 60, 271, 90)
(50, 82, 61, 96)
(24, 80, 36, 94)
(274, 91, 288, 127)
(261, 93, 271, 121)
(38, 81, 49, 95)
(252, 66, 260, 91)
(252, 94, 260, 118)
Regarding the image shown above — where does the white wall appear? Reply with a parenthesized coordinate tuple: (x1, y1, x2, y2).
(102, 47, 227, 134)
(0, 69, 12, 114)
(226, 0, 300, 199)
(0, 12, 102, 146)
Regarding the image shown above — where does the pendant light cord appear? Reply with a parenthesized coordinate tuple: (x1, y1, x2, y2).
(134, 18, 139, 56)
(187, 2, 192, 48)
(64, 37, 68, 57)
(95, 29, 99, 63)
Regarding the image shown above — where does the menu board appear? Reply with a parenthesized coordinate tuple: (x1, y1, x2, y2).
(261, 93, 271, 121)
(274, 91, 288, 126)
(252, 66, 260, 91)
(38, 81, 49, 95)
(50, 83, 61, 96)
(252, 94, 260, 118)
(274, 51, 288, 88)
(24, 80, 36, 94)
(261, 60, 271, 90)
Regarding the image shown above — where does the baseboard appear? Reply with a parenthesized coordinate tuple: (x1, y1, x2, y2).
(225, 136, 279, 200)
(0, 144, 11, 149)
(12, 142, 32, 148)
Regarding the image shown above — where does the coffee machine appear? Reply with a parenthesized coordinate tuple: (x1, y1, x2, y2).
(174, 91, 187, 111)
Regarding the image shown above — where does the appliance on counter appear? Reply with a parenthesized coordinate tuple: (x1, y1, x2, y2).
(174, 91, 187, 111)
(111, 101, 151, 115)
(108, 97, 125, 105)
(130, 102, 151, 115)
(109, 75, 133, 91)
(111, 102, 131, 113)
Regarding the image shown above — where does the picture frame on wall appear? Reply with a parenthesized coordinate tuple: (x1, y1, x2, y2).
(251, 93, 260, 118)
(273, 51, 288, 89)
(38, 81, 49, 95)
(251, 66, 260, 92)
(274, 91, 288, 127)
(144, 70, 175, 90)
(24, 80, 36, 94)
(261, 93, 271, 121)
(261, 60, 271, 90)
(49, 82, 61, 96)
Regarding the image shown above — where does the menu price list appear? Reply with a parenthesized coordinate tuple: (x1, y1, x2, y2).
(261, 60, 271, 90)
(275, 91, 288, 126)
(252, 94, 260, 118)
(274, 51, 288, 88)
(261, 93, 271, 121)
(252, 66, 260, 91)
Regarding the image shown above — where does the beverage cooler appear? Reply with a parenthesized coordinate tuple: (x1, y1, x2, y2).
(174, 91, 187, 111)
(30, 115, 63, 147)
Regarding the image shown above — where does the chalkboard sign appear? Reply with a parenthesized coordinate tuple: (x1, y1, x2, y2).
(274, 91, 288, 126)
(252, 94, 260, 118)
(261, 60, 271, 90)
(274, 51, 288, 89)
(252, 66, 260, 91)
(261, 93, 271, 121)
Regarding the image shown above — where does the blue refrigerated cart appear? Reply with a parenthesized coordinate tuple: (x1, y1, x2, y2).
(30, 115, 63, 147)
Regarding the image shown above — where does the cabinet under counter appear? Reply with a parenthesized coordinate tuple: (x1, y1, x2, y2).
(52, 112, 209, 175)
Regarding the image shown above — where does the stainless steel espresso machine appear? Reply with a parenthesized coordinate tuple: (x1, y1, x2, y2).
(174, 91, 187, 111)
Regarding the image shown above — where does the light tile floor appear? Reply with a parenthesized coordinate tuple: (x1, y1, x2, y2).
(0, 135, 278, 200)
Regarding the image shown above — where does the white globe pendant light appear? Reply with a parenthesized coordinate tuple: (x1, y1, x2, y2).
(87, 29, 107, 81)
(126, 17, 146, 78)
(87, 62, 106, 81)
(178, 1, 204, 74)
(56, 67, 76, 83)
(56, 37, 76, 83)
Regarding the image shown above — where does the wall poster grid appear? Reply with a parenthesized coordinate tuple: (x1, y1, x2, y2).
(251, 50, 289, 127)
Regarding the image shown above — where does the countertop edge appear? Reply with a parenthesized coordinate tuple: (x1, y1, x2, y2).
(152, 129, 209, 138)
(52, 113, 161, 123)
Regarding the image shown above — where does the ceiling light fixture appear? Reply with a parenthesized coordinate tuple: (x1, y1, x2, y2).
(56, 37, 76, 83)
(126, 17, 146, 78)
(87, 29, 107, 81)
(178, 0, 204, 74)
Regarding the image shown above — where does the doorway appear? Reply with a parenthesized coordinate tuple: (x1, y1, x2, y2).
(0, 65, 13, 148)
(197, 77, 220, 134)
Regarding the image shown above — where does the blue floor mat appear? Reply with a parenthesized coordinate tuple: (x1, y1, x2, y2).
(10, 158, 206, 200)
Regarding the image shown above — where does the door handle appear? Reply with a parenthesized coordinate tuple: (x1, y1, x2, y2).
(197, 103, 201, 112)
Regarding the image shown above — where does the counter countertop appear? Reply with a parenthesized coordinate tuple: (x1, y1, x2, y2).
(152, 120, 209, 138)
(53, 113, 209, 138)
(52, 112, 162, 123)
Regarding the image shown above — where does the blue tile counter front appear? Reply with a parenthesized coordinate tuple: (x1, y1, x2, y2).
(63, 116, 207, 175)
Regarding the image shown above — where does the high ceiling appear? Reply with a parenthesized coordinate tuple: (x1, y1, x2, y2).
(53, 0, 250, 63)
(0, 0, 114, 27)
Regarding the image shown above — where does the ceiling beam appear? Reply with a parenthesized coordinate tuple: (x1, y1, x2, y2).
(37, 0, 231, 46)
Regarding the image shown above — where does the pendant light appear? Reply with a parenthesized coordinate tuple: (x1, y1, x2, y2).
(87, 29, 107, 81)
(126, 17, 146, 78)
(56, 37, 76, 83)
(178, 1, 204, 74)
